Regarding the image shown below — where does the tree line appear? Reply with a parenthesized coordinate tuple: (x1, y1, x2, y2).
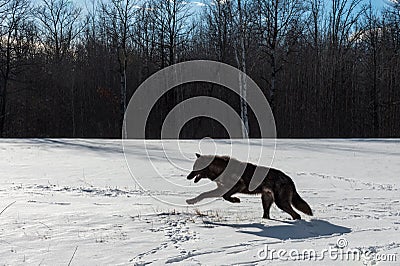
(0, 0, 399, 138)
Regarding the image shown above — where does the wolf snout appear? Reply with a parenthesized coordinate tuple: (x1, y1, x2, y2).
(187, 171, 196, 180)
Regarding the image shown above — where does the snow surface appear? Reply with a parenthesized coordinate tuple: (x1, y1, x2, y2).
(0, 139, 399, 265)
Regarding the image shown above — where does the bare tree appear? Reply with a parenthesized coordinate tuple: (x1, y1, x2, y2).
(362, 1, 381, 135)
(34, 0, 82, 60)
(132, 1, 157, 77)
(306, 0, 324, 50)
(325, 0, 365, 134)
(150, 0, 193, 67)
(202, 0, 234, 62)
(100, 0, 138, 123)
(327, 0, 365, 52)
(232, 0, 252, 137)
(256, 0, 304, 113)
(0, 0, 11, 24)
(0, 0, 31, 136)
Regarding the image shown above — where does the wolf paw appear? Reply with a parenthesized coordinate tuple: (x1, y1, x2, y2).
(186, 198, 198, 205)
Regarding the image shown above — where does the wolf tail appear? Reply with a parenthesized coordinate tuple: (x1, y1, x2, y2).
(292, 191, 313, 216)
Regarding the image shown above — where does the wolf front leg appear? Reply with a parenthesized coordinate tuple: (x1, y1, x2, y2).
(186, 188, 225, 205)
(222, 185, 243, 203)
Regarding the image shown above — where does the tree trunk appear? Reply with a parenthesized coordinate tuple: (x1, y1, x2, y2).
(372, 45, 380, 137)
(270, 53, 277, 115)
(120, 68, 127, 122)
(233, 0, 249, 138)
(0, 81, 7, 137)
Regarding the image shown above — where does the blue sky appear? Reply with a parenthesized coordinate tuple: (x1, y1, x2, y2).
(367, 0, 392, 9)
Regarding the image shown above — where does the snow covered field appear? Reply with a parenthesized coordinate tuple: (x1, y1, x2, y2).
(0, 139, 399, 265)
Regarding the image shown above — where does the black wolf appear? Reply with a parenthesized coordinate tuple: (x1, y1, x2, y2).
(186, 154, 313, 220)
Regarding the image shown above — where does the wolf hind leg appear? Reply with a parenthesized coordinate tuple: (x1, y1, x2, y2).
(261, 190, 274, 219)
(275, 196, 301, 220)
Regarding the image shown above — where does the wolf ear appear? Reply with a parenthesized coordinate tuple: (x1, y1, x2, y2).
(195, 153, 201, 158)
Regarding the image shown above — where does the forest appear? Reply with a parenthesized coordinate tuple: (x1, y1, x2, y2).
(0, 0, 399, 138)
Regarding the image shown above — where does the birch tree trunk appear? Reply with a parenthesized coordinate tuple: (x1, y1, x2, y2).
(234, 0, 249, 138)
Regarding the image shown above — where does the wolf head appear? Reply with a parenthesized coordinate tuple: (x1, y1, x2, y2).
(187, 153, 229, 183)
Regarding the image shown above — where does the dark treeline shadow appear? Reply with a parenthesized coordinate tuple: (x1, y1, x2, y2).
(0, 0, 399, 138)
